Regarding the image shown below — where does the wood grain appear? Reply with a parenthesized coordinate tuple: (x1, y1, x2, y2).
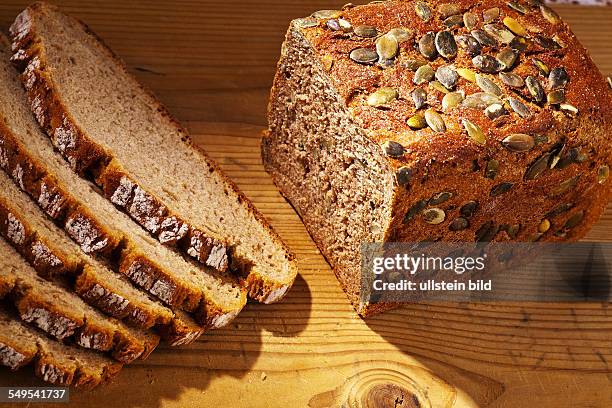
(0, 1, 610, 407)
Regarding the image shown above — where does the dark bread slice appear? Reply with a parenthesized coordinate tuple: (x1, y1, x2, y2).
(0, 169, 204, 345)
(0, 308, 122, 388)
(0, 35, 246, 329)
(9, 2, 298, 303)
(0, 237, 158, 363)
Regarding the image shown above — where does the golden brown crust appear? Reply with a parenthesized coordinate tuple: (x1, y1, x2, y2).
(9, 2, 298, 303)
(265, 0, 612, 316)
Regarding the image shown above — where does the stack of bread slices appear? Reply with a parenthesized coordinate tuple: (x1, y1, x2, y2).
(0, 2, 297, 388)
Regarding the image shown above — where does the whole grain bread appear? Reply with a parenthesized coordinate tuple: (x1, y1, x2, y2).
(0, 169, 204, 345)
(263, 0, 612, 316)
(0, 236, 158, 363)
(0, 308, 122, 388)
(10, 2, 298, 303)
(0, 34, 246, 330)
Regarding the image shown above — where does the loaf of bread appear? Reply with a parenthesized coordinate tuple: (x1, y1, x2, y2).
(0, 308, 122, 388)
(263, 0, 612, 315)
(10, 2, 298, 304)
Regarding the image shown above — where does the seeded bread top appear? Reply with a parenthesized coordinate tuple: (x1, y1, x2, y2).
(293, 0, 612, 173)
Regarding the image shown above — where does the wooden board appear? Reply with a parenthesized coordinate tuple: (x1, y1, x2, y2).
(0, 1, 610, 407)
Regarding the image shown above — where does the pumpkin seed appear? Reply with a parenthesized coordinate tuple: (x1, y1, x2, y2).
(411, 88, 428, 110)
(463, 12, 478, 30)
(503, 16, 528, 37)
(564, 211, 584, 229)
(546, 203, 574, 218)
(508, 97, 532, 118)
(430, 81, 450, 94)
(449, 217, 470, 231)
(382, 140, 405, 157)
(414, 64, 435, 84)
(608, 76, 612, 89)
(329, 20, 348, 33)
(598, 165, 610, 184)
(548, 67, 569, 89)
(500, 72, 524, 88)
(388, 27, 413, 43)
(354, 25, 378, 38)
(321, 54, 334, 71)
(462, 92, 503, 109)
(496, 48, 518, 71)
(444, 14, 464, 28)
(485, 159, 500, 179)
(312, 10, 342, 19)
(376, 34, 399, 60)
(367, 87, 399, 107)
(526, 76, 545, 103)
(438, 3, 462, 18)
(429, 191, 453, 205)
(485, 103, 506, 119)
(538, 219, 551, 233)
(407, 114, 428, 129)
(455, 35, 482, 56)
(540, 5, 560, 24)
(476, 221, 499, 242)
(403, 58, 428, 71)
(559, 103, 578, 116)
(378, 59, 396, 69)
(483, 24, 515, 44)
(435, 31, 458, 59)
(509, 36, 529, 51)
(551, 175, 580, 196)
(425, 108, 446, 132)
(553, 34, 566, 48)
(532, 58, 550, 76)
(442, 92, 464, 111)
(350, 48, 378, 65)
(396, 166, 414, 186)
(525, 153, 551, 180)
(547, 89, 565, 105)
(502, 133, 535, 152)
(294, 17, 319, 28)
(471, 29, 497, 47)
(419, 32, 438, 60)
(507, 1, 528, 14)
(483, 8, 500, 23)
(415, 1, 433, 21)
(456, 67, 477, 82)
(435, 66, 458, 89)
(534, 35, 560, 50)
(423, 208, 446, 225)
(327, 18, 352, 32)
(404, 200, 427, 223)
(475, 74, 503, 96)
(556, 148, 578, 169)
(462, 119, 486, 145)
(461, 201, 478, 218)
(491, 182, 514, 197)
(472, 55, 504, 73)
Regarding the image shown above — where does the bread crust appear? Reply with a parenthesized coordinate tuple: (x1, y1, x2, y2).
(0, 309, 122, 388)
(264, 0, 612, 316)
(9, 2, 298, 304)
